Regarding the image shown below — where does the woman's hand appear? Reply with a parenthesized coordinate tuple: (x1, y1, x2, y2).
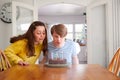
(18, 61, 29, 66)
(40, 56, 47, 64)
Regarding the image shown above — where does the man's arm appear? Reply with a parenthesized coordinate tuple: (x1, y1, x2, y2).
(72, 55, 79, 65)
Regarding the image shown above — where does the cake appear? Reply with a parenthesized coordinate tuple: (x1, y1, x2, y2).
(49, 59, 67, 64)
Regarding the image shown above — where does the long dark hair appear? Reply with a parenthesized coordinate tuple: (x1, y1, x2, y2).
(10, 21, 48, 56)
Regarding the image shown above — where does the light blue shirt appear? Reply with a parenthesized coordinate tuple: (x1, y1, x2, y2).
(48, 39, 80, 64)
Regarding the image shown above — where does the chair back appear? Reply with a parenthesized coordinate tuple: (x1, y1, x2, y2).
(108, 48, 120, 76)
(0, 49, 11, 71)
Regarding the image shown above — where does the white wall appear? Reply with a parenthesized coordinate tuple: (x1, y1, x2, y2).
(91, 5, 107, 66)
(39, 15, 85, 24)
(0, 0, 12, 50)
(112, 0, 120, 51)
(0, 22, 12, 50)
(37, 0, 92, 7)
(0, 0, 34, 50)
(87, 0, 120, 67)
(12, 0, 33, 6)
(87, 0, 113, 67)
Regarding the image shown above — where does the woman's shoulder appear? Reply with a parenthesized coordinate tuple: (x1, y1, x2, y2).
(5, 39, 28, 51)
(13, 39, 27, 44)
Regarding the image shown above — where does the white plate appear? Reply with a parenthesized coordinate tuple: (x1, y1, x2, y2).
(45, 63, 70, 67)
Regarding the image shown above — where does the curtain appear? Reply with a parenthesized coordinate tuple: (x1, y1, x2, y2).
(112, 0, 120, 52)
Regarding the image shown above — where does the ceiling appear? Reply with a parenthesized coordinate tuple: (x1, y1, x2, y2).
(38, 0, 96, 16)
(38, 3, 86, 16)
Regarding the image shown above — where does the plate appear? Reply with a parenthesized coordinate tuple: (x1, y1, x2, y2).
(45, 63, 70, 67)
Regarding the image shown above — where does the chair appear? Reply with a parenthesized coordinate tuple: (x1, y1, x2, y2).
(108, 48, 120, 76)
(0, 49, 11, 71)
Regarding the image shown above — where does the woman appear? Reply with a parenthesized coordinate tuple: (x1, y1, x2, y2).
(4, 21, 48, 66)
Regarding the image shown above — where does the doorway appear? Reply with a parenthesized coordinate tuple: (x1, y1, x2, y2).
(38, 3, 87, 64)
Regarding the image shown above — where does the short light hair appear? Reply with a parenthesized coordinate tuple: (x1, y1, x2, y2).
(51, 24, 67, 37)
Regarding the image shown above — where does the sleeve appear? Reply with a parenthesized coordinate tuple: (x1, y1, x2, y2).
(72, 42, 81, 56)
(75, 42, 81, 54)
(4, 40, 24, 64)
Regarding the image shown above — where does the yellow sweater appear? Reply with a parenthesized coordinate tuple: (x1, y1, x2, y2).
(4, 39, 42, 66)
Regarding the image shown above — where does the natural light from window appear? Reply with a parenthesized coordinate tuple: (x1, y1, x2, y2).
(21, 23, 30, 31)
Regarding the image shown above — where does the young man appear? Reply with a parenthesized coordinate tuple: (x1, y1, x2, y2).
(45, 24, 80, 65)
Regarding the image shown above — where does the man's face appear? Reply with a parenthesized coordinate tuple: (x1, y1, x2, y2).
(52, 31, 65, 47)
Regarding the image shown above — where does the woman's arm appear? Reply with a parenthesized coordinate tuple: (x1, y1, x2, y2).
(4, 40, 24, 65)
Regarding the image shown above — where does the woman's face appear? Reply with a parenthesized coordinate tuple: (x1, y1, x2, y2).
(33, 26, 46, 44)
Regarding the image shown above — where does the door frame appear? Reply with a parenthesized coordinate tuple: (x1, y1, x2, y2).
(87, 0, 113, 66)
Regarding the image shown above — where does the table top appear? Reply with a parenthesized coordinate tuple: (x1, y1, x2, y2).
(0, 64, 119, 80)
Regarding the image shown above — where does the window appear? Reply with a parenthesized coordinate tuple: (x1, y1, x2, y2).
(17, 23, 30, 35)
(75, 24, 87, 40)
(64, 24, 87, 42)
(48, 23, 87, 44)
(64, 24, 73, 39)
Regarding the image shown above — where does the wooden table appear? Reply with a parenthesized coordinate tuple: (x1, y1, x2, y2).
(0, 64, 119, 80)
